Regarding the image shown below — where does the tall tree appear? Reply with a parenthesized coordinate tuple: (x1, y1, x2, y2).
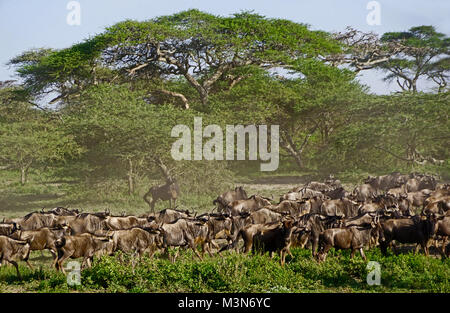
(378, 26, 450, 92)
(10, 10, 341, 108)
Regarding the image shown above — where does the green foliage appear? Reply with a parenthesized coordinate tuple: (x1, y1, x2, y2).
(1, 248, 447, 293)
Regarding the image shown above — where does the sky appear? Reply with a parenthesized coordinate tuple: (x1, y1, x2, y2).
(0, 0, 449, 95)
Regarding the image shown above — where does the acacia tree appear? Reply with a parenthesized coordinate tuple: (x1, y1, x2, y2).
(10, 10, 341, 109)
(378, 26, 450, 92)
(0, 87, 82, 185)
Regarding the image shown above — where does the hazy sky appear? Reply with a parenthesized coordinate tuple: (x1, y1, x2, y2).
(1, 0, 449, 95)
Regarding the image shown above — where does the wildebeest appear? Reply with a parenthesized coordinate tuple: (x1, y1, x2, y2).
(317, 224, 380, 262)
(55, 233, 114, 273)
(432, 215, 450, 258)
(0, 222, 19, 236)
(56, 213, 109, 235)
(225, 195, 272, 216)
(249, 208, 284, 224)
(105, 215, 153, 230)
(324, 187, 348, 200)
(0, 235, 33, 279)
(146, 208, 193, 224)
(144, 178, 180, 213)
(281, 188, 324, 201)
(213, 187, 248, 212)
(405, 190, 433, 209)
(315, 197, 359, 218)
(352, 184, 378, 202)
(237, 221, 284, 254)
(160, 218, 207, 261)
(9, 226, 71, 268)
(364, 173, 410, 192)
(296, 213, 343, 257)
(405, 175, 437, 192)
(268, 200, 306, 216)
(5, 212, 57, 231)
(251, 219, 298, 266)
(110, 227, 163, 263)
(422, 196, 450, 216)
(379, 216, 436, 256)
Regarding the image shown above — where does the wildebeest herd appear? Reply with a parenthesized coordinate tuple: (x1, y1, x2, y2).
(0, 172, 449, 279)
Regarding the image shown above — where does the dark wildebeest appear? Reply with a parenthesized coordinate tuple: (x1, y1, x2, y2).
(317, 223, 381, 262)
(378, 216, 436, 256)
(144, 178, 180, 213)
(237, 221, 284, 254)
(296, 213, 343, 257)
(213, 187, 248, 213)
(251, 219, 298, 266)
(9, 226, 71, 268)
(225, 195, 272, 216)
(0, 235, 33, 279)
(55, 233, 114, 273)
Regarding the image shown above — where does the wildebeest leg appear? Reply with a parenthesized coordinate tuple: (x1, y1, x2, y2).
(205, 242, 214, 258)
(150, 200, 156, 214)
(318, 245, 331, 262)
(421, 241, 429, 256)
(359, 248, 367, 261)
(168, 199, 172, 209)
(191, 243, 203, 261)
(280, 250, 287, 267)
(25, 259, 33, 270)
(312, 236, 319, 258)
(50, 249, 58, 268)
(57, 254, 69, 274)
(173, 247, 180, 263)
(9, 260, 21, 280)
(351, 249, 356, 259)
(379, 241, 388, 255)
(441, 236, 448, 258)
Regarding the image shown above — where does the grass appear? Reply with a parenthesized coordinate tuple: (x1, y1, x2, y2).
(0, 248, 448, 293)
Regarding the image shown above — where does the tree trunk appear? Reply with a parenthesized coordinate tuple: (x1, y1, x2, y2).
(127, 158, 134, 195)
(20, 166, 29, 186)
